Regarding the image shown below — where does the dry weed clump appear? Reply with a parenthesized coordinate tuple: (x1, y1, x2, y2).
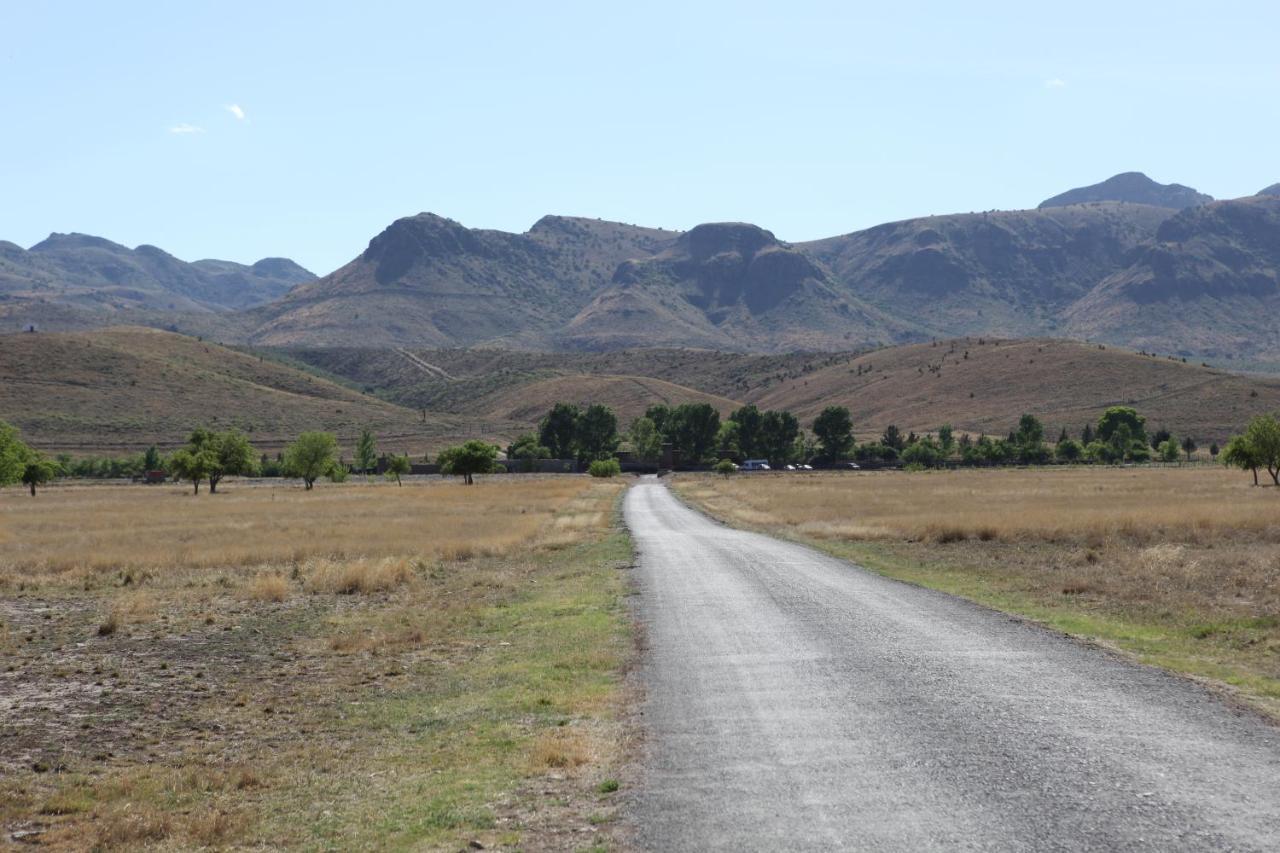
(245, 573, 290, 602)
(305, 557, 417, 595)
(530, 727, 594, 771)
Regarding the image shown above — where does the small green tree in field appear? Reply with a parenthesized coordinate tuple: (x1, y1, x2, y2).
(21, 451, 59, 496)
(169, 447, 217, 494)
(1181, 436, 1197, 462)
(714, 458, 737, 477)
(1221, 434, 1262, 485)
(142, 445, 162, 472)
(283, 432, 339, 490)
(588, 458, 621, 478)
(385, 454, 411, 486)
(437, 440, 498, 485)
(355, 428, 378, 478)
(1158, 437, 1181, 463)
(1244, 414, 1280, 485)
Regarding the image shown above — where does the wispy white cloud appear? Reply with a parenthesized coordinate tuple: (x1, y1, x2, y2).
(1044, 78, 1068, 89)
(225, 103, 246, 120)
(168, 123, 206, 134)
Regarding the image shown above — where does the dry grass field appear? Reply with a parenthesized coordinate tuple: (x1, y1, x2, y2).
(0, 476, 631, 850)
(674, 467, 1280, 717)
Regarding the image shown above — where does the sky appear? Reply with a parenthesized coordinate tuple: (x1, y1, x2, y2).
(2, 1, 1277, 275)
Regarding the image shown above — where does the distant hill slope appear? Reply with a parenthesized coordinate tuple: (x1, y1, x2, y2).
(0, 234, 312, 332)
(246, 214, 678, 348)
(1064, 194, 1280, 363)
(1258, 184, 1280, 197)
(278, 338, 1280, 447)
(1038, 172, 1213, 210)
(798, 203, 1173, 338)
(561, 222, 915, 351)
(0, 327, 508, 454)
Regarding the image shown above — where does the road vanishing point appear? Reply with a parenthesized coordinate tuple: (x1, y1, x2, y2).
(624, 479, 1280, 851)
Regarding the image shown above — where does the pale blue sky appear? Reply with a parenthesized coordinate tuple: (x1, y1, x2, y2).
(2, 1, 1277, 274)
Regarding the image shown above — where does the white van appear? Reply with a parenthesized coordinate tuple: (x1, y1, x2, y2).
(741, 459, 771, 471)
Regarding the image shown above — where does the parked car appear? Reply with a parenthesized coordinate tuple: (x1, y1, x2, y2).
(741, 459, 771, 471)
(841, 461, 861, 470)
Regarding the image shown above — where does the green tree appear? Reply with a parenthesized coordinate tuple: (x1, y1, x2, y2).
(538, 403, 580, 459)
(715, 420, 742, 460)
(938, 424, 956, 457)
(1150, 428, 1172, 450)
(1158, 438, 1181, 463)
(437, 440, 498, 485)
(644, 404, 673, 438)
(1181, 436, 1197, 462)
(668, 403, 721, 467)
(760, 410, 800, 466)
(355, 428, 378, 478)
(20, 449, 60, 495)
(1243, 414, 1280, 485)
(714, 458, 737, 477)
(813, 406, 854, 462)
(881, 425, 905, 451)
(508, 433, 550, 460)
(168, 447, 217, 494)
(1055, 439, 1084, 463)
(1221, 434, 1262, 485)
(142, 445, 162, 472)
(0, 421, 30, 487)
(901, 439, 941, 468)
(576, 404, 619, 462)
(628, 417, 663, 467)
(385, 454, 411, 486)
(283, 431, 339, 490)
(729, 405, 765, 459)
(1097, 407, 1147, 446)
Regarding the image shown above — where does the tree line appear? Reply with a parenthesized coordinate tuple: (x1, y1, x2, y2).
(3, 402, 1279, 494)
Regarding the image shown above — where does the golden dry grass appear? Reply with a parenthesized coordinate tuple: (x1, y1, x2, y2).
(0, 477, 599, 587)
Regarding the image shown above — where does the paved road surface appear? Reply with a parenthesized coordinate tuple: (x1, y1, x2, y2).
(624, 479, 1280, 851)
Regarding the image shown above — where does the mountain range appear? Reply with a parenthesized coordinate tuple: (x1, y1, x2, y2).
(4, 172, 1279, 365)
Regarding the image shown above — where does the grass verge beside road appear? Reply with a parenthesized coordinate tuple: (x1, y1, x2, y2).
(1, 477, 633, 850)
(673, 468, 1280, 721)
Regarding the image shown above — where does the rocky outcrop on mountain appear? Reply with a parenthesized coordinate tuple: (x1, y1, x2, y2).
(1039, 172, 1212, 210)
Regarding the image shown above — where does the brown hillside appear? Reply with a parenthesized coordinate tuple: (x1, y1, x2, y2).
(750, 338, 1280, 444)
(0, 327, 513, 455)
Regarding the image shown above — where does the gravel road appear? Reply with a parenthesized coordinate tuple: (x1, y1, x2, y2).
(624, 479, 1280, 851)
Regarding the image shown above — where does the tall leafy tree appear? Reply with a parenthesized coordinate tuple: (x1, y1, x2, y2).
(1181, 436, 1197, 462)
(669, 403, 720, 466)
(21, 451, 59, 496)
(644, 404, 673, 439)
(813, 406, 854, 461)
(1221, 434, 1262, 485)
(0, 421, 30, 486)
(628, 417, 663, 467)
(729, 405, 765, 459)
(168, 446, 217, 494)
(881, 425, 905, 451)
(355, 428, 378, 478)
(760, 410, 800, 466)
(575, 404, 619, 462)
(538, 403, 580, 459)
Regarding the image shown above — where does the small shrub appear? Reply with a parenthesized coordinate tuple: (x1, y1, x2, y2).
(588, 459, 621, 478)
(714, 459, 737, 477)
(246, 574, 288, 602)
(598, 778, 620, 794)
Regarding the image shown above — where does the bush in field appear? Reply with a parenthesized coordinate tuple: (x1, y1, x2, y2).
(327, 461, 349, 483)
(385, 454, 411, 486)
(1158, 438, 1181, 463)
(588, 458, 621, 478)
(901, 439, 942, 468)
(283, 431, 339, 490)
(1055, 438, 1084, 463)
(438, 440, 498, 485)
(714, 458, 737, 477)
